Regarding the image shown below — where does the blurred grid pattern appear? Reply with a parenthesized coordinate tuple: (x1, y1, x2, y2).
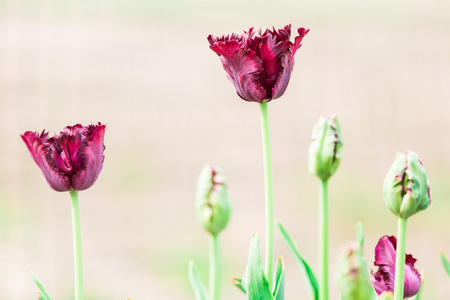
(1, 0, 450, 299)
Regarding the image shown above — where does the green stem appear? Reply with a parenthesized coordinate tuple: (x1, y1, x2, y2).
(70, 190, 83, 300)
(209, 234, 220, 300)
(319, 179, 329, 300)
(259, 101, 274, 288)
(394, 217, 408, 300)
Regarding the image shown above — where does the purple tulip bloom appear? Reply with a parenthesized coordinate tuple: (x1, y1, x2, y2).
(371, 236, 421, 298)
(208, 25, 309, 103)
(21, 123, 106, 192)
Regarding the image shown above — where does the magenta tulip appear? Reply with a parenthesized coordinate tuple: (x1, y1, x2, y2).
(371, 236, 421, 298)
(208, 25, 309, 103)
(21, 123, 106, 192)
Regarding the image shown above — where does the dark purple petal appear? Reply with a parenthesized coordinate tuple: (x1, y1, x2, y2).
(271, 52, 294, 99)
(218, 47, 266, 103)
(293, 28, 310, 55)
(256, 33, 289, 98)
(72, 123, 106, 191)
(21, 123, 106, 192)
(21, 131, 71, 192)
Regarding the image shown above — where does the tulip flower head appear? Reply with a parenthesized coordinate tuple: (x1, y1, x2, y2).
(21, 123, 106, 192)
(196, 165, 231, 236)
(383, 151, 431, 219)
(337, 242, 377, 300)
(308, 115, 343, 181)
(208, 25, 309, 103)
(371, 236, 421, 299)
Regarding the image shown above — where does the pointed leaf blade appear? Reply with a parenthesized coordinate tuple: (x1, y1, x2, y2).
(242, 234, 274, 300)
(273, 257, 285, 300)
(188, 261, 209, 300)
(441, 250, 450, 277)
(31, 272, 53, 300)
(278, 222, 319, 300)
(230, 277, 246, 294)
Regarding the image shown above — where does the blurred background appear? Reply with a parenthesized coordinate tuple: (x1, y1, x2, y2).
(1, 0, 450, 299)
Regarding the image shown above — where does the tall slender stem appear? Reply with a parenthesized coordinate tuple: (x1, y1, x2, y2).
(209, 234, 220, 300)
(319, 179, 329, 300)
(394, 217, 408, 300)
(70, 190, 83, 300)
(259, 101, 274, 287)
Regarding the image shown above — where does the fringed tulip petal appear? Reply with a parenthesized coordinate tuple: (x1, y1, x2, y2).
(21, 123, 106, 192)
(21, 131, 72, 192)
(209, 25, 309, 103)
(71, 124, 106, 191)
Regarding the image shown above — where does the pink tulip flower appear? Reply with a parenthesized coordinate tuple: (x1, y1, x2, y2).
(371, 236, 421, 299)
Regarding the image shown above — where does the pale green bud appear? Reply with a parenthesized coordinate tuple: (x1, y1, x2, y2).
(195, 165, 231, 235)
(308, 115, 343, 181)
(377, 291, 394, 300)
(337, 224, 376, 300)
(383, 151, 431, 219)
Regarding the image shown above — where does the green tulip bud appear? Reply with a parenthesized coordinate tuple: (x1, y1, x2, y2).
(195, 165, 231, 236)
(377, 291, 394, 300)
(308, 115, 343, 181)
(383, 151, 431, 219)
(337, 224, 376, 300)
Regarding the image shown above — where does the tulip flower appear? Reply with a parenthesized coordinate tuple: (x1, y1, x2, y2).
(21, 123, 106, 192)
(208, 25, 309, 103)
(337, 224, 376, 300)
(308, 115, 342, 300)
(191, 165, 231, 300)
(21, 122, 106, 300)
(382, 151, 429, 300)
(383, 151, 431, 219)
(196, 165, 231, 236)
(371, 236, 421, 299)
(308, 115, 343, 181)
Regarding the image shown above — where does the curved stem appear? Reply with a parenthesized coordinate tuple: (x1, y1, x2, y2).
(319, 179, 329, 300)
(209, 234, 220, 300)
(70, 190, 83, 300)
(394, 217, 408, 300)
(259, 101, 274, 287)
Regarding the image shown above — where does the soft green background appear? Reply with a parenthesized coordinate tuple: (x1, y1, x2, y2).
(1, 0, 450, 299)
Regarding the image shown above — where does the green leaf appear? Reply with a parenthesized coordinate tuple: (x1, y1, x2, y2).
(188, 261, 209, 300)
(230, 277, 246, 294)
(277, 222, 319, 300)
(242, 234, 274, 300)
(356, 222, 364, 249)
(31, 272, 53, 300)
(441, 250, 450, 277)
(36, 292, 46, 300)
(273, 257, 285, 300)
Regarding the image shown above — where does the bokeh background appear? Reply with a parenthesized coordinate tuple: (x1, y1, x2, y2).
(1, 0, 450, 299)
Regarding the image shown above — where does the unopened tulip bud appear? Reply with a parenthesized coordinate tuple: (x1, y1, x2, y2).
(337, 224, 377, 300)
(377, 292, 394, 300)
(196, 165, 231, 236)
(308, 115, 343, 181)
(383, 151, 431, 219)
